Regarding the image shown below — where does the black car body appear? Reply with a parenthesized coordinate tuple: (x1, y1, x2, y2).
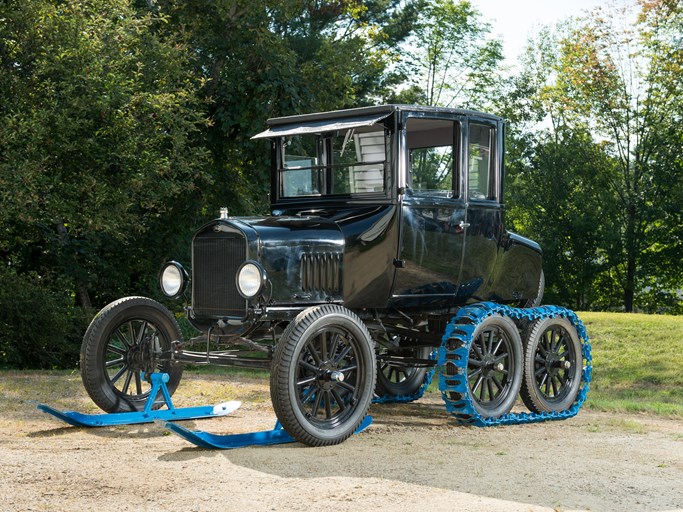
(184, 105, 542, 332)
(82, 105, 550, 447)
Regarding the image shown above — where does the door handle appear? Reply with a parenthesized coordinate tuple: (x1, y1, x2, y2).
(458, 221, 470, 229)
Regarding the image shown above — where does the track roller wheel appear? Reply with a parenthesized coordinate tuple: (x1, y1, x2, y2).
(520, 317, 583, 413)
(466, 315, 523, 417)
(442, 314, 523, 418)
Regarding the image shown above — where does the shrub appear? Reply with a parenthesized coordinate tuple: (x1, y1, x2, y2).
(0, 266, 84, 369)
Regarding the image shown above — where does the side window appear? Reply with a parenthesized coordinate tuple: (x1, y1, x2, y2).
(406, 118, 458, 196)
(468, 123, 496, 200)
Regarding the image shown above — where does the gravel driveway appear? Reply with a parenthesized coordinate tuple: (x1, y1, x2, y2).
(1, 372, 682, 512)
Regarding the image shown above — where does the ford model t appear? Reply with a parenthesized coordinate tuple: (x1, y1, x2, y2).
(80, 105, 589, 446)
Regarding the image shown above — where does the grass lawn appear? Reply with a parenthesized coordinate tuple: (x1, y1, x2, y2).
(579, 311, 683, 417)
(1, 312, 681, 419)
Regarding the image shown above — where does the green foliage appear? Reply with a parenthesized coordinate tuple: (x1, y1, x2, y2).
(0, 0, 211, 366)
(0, 0, 211, 309)
(393, 0, 504, 109)
(506, 128, 621, 310)
(0, 0, 209, 233)
(502, 3, 683, 312)
(0, 266, 86, 369)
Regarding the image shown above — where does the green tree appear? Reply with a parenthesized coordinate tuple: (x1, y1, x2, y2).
(554, 2, 683, 311)
(0, 0, 210, 363)
(636, 0, 683, 312)
(506, 127, 621, 310)
(503, 2, 683, 312)
(392, 0, 503, 109)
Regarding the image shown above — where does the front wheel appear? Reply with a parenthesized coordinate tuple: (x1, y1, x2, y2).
(270, 305, 376, 447)
(80, 296, 184, 413)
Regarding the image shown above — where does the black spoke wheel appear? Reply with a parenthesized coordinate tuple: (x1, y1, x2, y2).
(270, 305, 376, 447)
(375, 346, 430, 397)
(80, 297, 183, 413)
(521, 270, 545, 308)
(466, 315, 522, 417)
(520, 317, 582, 413)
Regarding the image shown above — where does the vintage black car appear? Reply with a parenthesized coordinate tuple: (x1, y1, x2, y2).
(81, 105, 553, 446)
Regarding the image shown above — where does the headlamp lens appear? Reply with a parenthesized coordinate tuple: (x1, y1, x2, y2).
(160, 263, 184, 297)
(237, 262, 263, 298)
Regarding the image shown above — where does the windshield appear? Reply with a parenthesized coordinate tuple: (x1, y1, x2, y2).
(279, 126, 389, 198)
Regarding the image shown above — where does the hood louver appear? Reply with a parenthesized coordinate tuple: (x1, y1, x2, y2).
(300, 253, 342, 294)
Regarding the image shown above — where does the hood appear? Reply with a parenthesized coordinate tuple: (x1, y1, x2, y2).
(221, 215, 345, 303)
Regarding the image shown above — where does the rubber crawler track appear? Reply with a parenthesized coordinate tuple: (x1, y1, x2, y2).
(437, 302, 592, 426)
(373, 302, 593, 427)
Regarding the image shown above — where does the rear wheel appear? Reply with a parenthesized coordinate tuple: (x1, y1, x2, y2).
(465, 315, 523, 418)
(270, 305, 376, 446)
(522, 270, 545, 308)
(520, 317, 582, 413)
(80, 297, 183, 413)
(375, 346, 431, 398)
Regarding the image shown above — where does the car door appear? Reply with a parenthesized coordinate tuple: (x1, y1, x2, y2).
(391, 114, 467, 308)
(458, 118, 505, 302)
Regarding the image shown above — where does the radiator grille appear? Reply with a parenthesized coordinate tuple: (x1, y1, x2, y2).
(300, 253, 342, 294)
(192, 234, 246, 317)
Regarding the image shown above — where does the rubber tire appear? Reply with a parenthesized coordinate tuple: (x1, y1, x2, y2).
(467, 315, 523, 418)
(522, 270, 545, 308)
(80, 296, 184, 413)
(520, 317, 582, 413)
(375, 346, 430, 397)
(270, 305, 376, 447)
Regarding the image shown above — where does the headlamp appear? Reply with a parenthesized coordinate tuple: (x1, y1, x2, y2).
(236, 261, 266, 299)
(159, 261, 188, 298)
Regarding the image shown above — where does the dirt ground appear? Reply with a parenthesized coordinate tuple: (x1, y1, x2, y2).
(1, 372, 682, 512)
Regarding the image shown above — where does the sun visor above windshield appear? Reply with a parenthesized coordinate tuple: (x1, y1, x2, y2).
(251, 112, 392, 139)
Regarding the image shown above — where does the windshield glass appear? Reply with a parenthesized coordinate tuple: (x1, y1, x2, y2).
(280, 126, 388, 198)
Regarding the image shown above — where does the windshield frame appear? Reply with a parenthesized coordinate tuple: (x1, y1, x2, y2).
(271, 119, 395, 205)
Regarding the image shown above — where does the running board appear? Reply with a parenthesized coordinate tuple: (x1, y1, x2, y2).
(36, 372, 240, 427)
(162, 415, 374, 449)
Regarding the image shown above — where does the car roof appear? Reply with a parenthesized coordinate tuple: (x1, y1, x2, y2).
(265, 104, 503, 127)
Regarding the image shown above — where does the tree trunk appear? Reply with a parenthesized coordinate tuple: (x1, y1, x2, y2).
(76, 283, 94, 317)
(55, 220, 94, 317)
(624, 259, 635, 313)
(623, 205, 637, 313)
